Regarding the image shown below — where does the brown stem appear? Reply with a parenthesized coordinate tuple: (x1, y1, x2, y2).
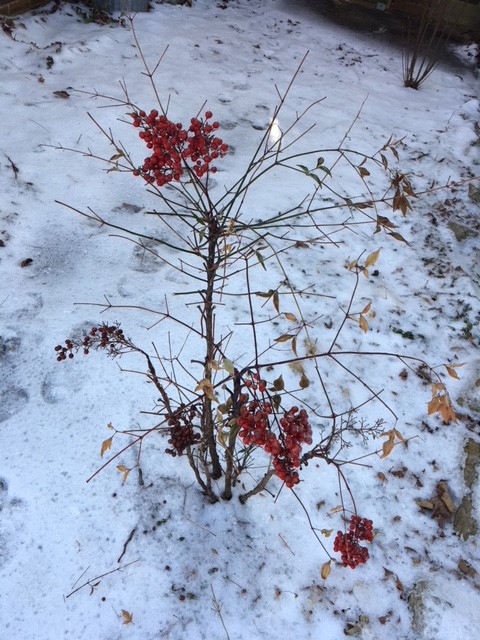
(239, 469, 275, 504)
(202, 211, 223, 479)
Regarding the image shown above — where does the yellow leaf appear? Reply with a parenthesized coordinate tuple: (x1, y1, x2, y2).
(121, 609, 133, 625)
(365, 249, 381, 268)
(320, 529, 334, 538)
(359, 315, 368, 333)
(417, 499, 434, 510)
(329, 505, 343, 514)
(222, 358, 235, 375)
(321, 560, 332, 580)
(100, 437, 113, 458)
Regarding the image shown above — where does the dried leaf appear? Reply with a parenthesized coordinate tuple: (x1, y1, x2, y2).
(365, 249, 380, 268)
(417, 499, 435, 510)
(195, 378, 217, 402)
(275, 333, 294, 343)
(357, 166, 370, 178)
(445, 365, 460, 380)
(321, 560, 332, 580)
(291, 336, 298, 356)
(392, 193, 411, 216)
(273, 290, 280, 313)
(320, 528, 334, 537)
(386, 231, 409, 245)
(359, 315, 368, 333)
(53, 89, 70, 98)
(380, 433, 395, 459)
(299, 372, 310, 389)
(117, 465, 130, 483)
(284, 312, 297, 322)
(361, 301, 372, 315)
(255, 251, 266, 270)
(121, 609, 133, 625)
(329, 504, 343, 514)
(273, 375, 285, 391)
(100, 437, 113, 458)
(427, 396, 441, 415)
(222, 358, 235, 375)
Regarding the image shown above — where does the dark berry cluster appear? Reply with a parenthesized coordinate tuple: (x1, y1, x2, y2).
(237, 374, 313, 489)
(130, 109, 228, 186)
(165, 406, 201, 456)
(55, 324, 127, 361)
(333, 515, 373, 569)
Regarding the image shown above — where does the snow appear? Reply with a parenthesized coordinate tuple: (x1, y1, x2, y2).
(0, 0, 479, 638)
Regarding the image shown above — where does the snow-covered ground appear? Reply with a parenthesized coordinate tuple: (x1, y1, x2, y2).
(0, 1, 479, 638)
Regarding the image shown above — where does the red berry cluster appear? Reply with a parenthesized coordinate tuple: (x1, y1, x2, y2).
(165, 406, 201, 456)
(273, 407, 313, 488)
(55, 324, 127, 361)
(237, 374, 313, 488)
(333, 515, 373, 569)
(130, 109, 228, 186)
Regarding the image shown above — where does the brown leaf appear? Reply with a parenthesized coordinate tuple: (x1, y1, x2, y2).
(195, 378, 217, 402)
(117, 465, 130, 483)
(272, 290, 280, 313)
(386, 231, 410, 244)
(361, 301, 372, 315)
(100, 437, 113, 458)
(291, 336, 298, 356)
(359, 315, 368, 333)
(299, 372, 310, 389)
(357, 166, 371, 178)
(53, 90, 70, 99)
(20, 258, 33, 267)
(121, 609, 133, 625)
(380, 434, 394, 459)
(274, 333, 294, 343)
(445, 365, 460, 380)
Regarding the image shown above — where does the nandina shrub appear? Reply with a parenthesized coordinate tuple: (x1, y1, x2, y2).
(53, 23, 459, 572)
